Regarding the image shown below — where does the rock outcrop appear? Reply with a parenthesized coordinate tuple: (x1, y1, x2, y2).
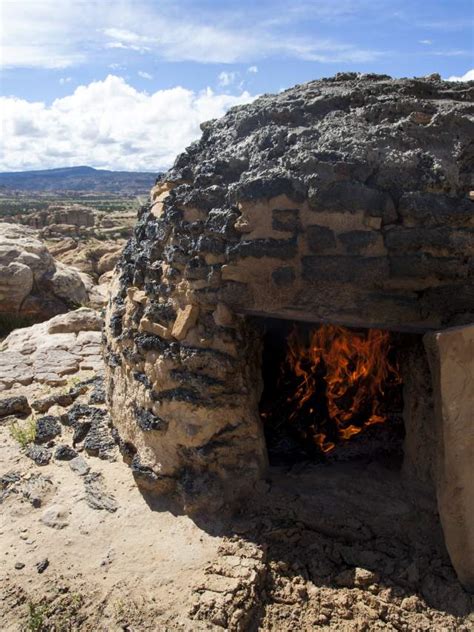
(19, 204, 95, 230)
(0, 308, 103, 391)
(103, 74, 473, 518)
(0, 223, 90, 327)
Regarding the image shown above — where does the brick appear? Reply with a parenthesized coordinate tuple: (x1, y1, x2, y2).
(272, 209, 300, 232)
(302, 256, 389, 284)
(171, 304, 199, 340)
(139, 317, 172, 339)
(339, 230, 378, 254)
(399, 192, 473, 226)
(306, 225, 337, 252)
(272, 266, 296, 287)
(228, 237, 297, 260)
(309, 181, 397, 223)
(390, 255, 466, 280)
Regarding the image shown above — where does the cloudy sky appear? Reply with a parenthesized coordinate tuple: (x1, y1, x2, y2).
(0, 0, 473, 172)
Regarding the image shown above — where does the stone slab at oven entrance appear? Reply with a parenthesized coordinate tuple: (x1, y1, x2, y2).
(103, 73, 474, 591)
(424, 324, 474, 592)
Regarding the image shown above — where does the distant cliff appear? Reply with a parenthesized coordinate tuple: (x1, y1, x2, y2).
(0, 166, 158, 195)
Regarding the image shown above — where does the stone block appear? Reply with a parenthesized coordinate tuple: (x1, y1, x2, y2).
(272, 266, 296, 287)
(339, 230, 379, 254)
(399, 192, 473, 226)
(302, 256, 389, 284)
(385, 227, 474, 255)
(306, 225, 337, 252)
(228, 237, 297, 261)
(390, 255, 466, 280)
(424, 324, 474, 592)
(172, 304, 199, 340)
(139, 317, 172, 339)
(309, 181, 397, 223)
(272, 209, 300, 232)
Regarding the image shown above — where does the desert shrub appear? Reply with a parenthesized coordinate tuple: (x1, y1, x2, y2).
(10, 416, 36, 448)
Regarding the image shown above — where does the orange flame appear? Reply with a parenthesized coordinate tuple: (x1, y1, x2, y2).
(284, 324, 401, 453)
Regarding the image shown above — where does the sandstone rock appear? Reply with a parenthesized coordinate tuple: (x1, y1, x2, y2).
(20, 204, 94, 230)
(424, 324, 474, 592)
(0, 308, 103, 392)
(0, 223, 89, 325)
(40, 504, 69, 529)
(84, 472, 118, 512)
(97, 251, 120, 275)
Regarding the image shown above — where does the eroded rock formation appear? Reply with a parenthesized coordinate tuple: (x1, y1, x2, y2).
(0, 223, 90, 326)
(104, 74, 473, 515)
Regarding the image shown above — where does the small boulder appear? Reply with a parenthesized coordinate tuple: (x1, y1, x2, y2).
(0, 396, 31, 419)
(36, 558, 49, 574)
(26, 445, 52, 466)
(69, 455, 90, 476)
(54, 445, 77, 461)
(34, 415, 62, 444)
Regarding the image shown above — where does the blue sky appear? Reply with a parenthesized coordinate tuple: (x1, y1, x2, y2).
(0, 0, 473, 172)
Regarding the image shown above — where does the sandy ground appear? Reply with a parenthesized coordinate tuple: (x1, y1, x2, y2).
(1, 377, 473, 631)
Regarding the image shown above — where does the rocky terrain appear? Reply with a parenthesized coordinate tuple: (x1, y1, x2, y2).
(0, 223, 91, 330)
(0, 198, 136, 335)
(0, 306, 473, 630)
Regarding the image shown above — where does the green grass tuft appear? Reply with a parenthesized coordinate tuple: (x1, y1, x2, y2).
(10, 415, 36, 448)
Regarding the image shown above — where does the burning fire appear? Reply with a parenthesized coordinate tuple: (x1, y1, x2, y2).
(282, 324, 401, 453)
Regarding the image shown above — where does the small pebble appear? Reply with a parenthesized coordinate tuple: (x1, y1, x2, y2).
(36, 558, 49, 574)
(14, 562, 25, 570)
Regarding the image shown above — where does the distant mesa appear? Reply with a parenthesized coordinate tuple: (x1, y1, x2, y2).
(0, 166, 159, 195)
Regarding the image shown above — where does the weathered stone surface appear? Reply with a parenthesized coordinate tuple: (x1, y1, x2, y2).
(0, 223, 89, 324)
(26, 445, 52, 466)
(104, 74, 474, 518)
(0, 309, 103, 391)
(54, 445, 78, 461)
(424, 324, 474, 592)
(306, 225, 337, 252)
(34, 416, 62, 444)
(84, 473, 118, 512)
(302, 256, 389, 284)
(0, 396, 31, 419)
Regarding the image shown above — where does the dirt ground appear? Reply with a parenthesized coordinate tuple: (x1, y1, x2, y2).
(0, 376, 473, 631)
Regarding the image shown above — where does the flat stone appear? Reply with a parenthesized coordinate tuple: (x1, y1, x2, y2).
(424, 323, 474, 592)
(69, 456, 90, 476)
(306, 225, 337, 253)
(40, 504, 69, 529)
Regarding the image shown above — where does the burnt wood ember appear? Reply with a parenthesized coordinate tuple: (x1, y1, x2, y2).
(258, 318, 404, 464)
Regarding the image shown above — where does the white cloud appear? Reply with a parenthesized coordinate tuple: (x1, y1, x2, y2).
(419, 39, 432, 45)
(138, 71, 153, 80)
(447, 69, 474, 82)
(247, 65, 259, 73)
(0, 75, 256, 172)
(59, 77, 72, 85)
(218, 71, 238, 86)
(0, 0, 381, 68)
